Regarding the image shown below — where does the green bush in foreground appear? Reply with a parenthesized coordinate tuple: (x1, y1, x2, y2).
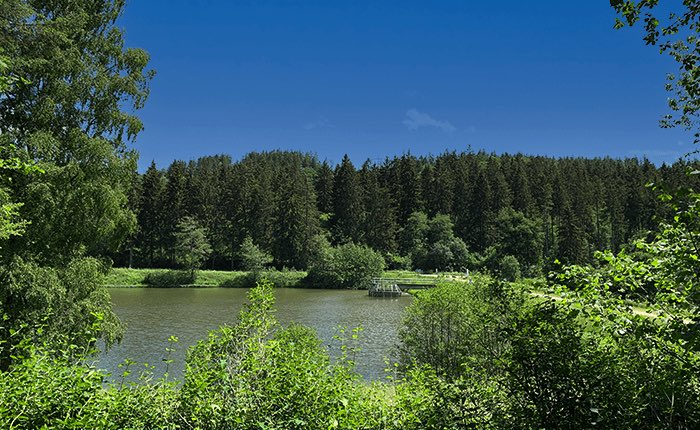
(398, 277, 700, 429)
(0, 344, 178, 429)
(2, 277, 699, 429)
(0, 257, 123, 370)
(179, 279, 378, 429)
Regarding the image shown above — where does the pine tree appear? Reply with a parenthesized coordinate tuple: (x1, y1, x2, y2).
(162, 160, 190, 266)
(188, 155, 231, 268)
(509, 154, 533, 214)
(431, 153, 457, 216)
(315, 161, 335, 215)
(452, 154, 475, 244)
(272, 164, 320, 268)
(486, 156, 512, 214)
(467, 165, 494, 251)
(137, 161, 165, 266)
(359, 161, 397, 254)
(392, 154, 423, 224)
(331, 154, 364, 244)
(557, 204, 589, 265)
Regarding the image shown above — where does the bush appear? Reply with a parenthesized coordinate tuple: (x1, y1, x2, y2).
(386, 253, 412, 271)
(218, 270, 306, 288)
(498, 255, 521, 281)
(0, 336, 178, 429)
(306, 243, 385, 289)
(143, 270, 196, 287)
(179, 280, 379, 429)
(397, 276, 513, 379)
(0, 257, 123, 370)
(398, 274, 700, 428)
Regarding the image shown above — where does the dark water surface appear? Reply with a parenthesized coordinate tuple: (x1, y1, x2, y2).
(98, 288, 411, 381)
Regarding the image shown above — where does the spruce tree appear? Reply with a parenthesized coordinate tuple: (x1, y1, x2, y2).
(331, 154, 364, 244)
(359, 161, 397, 254)
(162, 160, 190, 266)
(315, 161, 335, 216)
(137, 161, 165, 266)
(272, 165, 320, 268)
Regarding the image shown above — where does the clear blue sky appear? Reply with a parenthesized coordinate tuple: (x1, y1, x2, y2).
(119, 0, 693, 170)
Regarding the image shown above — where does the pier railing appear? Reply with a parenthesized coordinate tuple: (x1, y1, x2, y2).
(368, 277, 439, 296)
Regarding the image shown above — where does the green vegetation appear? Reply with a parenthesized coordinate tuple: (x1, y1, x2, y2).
(306, 242, 385, 289)
(172, 217, 212, 278)
(1, 0, 700, 428)
(105, 267, 308, 288)
(0, 257, 123, 370)
(114, 150, 700, 277)
(4, 275, 698, 428)
(238, 236, 273, 274)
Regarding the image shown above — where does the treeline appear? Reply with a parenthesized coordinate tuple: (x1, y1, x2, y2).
(114, 150, 699, 275)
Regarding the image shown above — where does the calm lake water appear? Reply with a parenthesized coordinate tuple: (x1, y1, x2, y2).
(98, 288, 412, 381)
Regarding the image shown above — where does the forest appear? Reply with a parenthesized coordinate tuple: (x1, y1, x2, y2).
(106, 150, 699, 277)
(1, 0, 699, 428)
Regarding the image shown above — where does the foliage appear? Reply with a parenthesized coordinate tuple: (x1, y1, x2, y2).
(238, 236, 273, 273)
(399, 276, 700, 428)
(112, 151, 699, 274)
(398, 276, 513, 380)
(401, 211, 472, 272)
(385, 253, 412, 270)
(332, 154, 364, 244)
(552, 187, 700, 375)
(143, 270, 196, 288)
(0, 340, 179, 429)
(0, 0, 153, 262)
(0, 257, 123, 370)
(172, 216, 212, 276)
(494, 208, 543, 275)
(179, 279, 381, 429)
(0, 51, 40, 245)
(497, 255, 521, 281)
(306, 242, 385, 289)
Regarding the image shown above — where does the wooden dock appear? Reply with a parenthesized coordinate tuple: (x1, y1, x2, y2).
(368, 277, 438, 297)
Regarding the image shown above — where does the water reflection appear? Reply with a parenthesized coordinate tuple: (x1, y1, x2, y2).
(98, 288, 411, 381)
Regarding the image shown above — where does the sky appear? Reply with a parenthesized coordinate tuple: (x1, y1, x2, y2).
(118, 0, 694, 170)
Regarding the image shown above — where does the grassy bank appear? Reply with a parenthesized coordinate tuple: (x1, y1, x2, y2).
(104, 268, 456, 288)
(104, 267, 308, 288)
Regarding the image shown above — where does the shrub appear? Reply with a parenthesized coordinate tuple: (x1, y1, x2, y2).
(218, 270, 306, 288)
(397, 276, 513, 379)
(306, 243, 385, 289)
(0, 257, 122, 370)
(498, 255, 521, 281)
(143, 270, 196, 287)
(0, 338, 179, 429)
(179, 279, 379, 429)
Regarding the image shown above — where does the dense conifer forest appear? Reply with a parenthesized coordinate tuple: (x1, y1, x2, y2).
(111, 151, 699, 275)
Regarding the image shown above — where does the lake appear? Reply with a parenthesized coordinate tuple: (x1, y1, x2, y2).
(98, 288, 412, 382)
